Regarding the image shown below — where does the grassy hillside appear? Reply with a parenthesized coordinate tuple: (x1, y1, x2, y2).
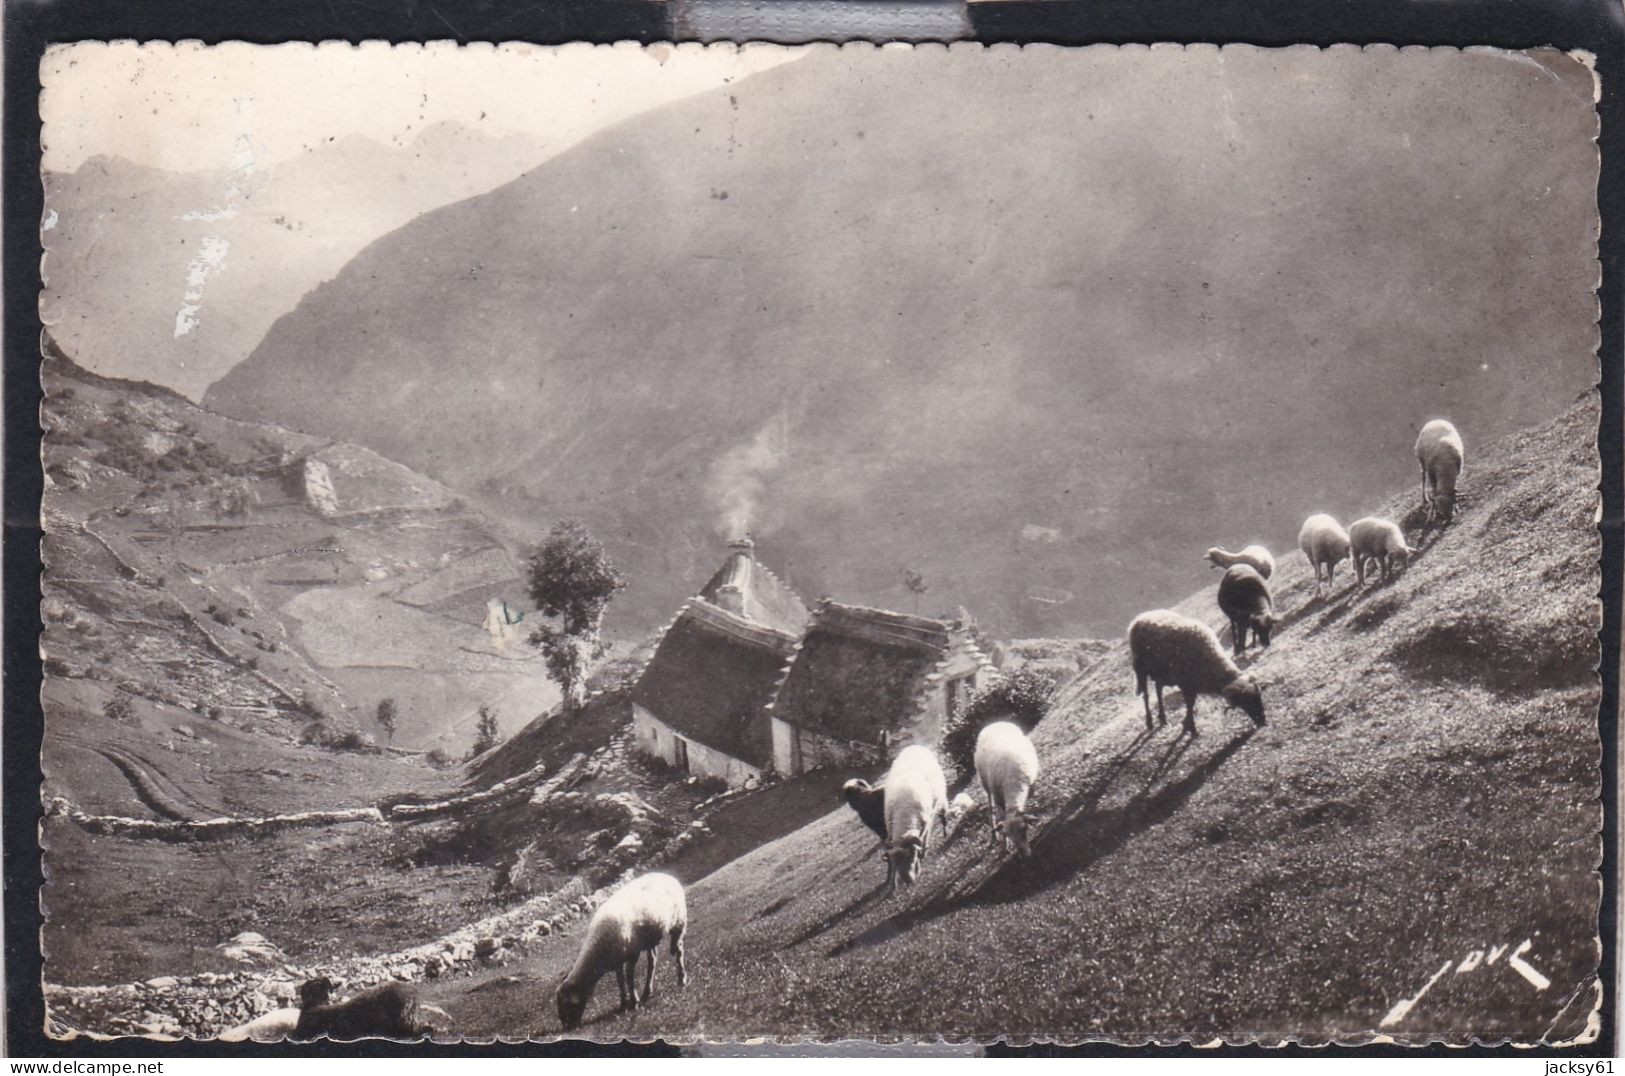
(39, 346, 570, 989)
(424, 395, 1602, 1044)
(205, 47, 1598, 640)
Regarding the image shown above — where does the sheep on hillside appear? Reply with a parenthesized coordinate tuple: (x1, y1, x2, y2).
(1349, 516, 1413, 585)
(1298, 514, 1352, 596)
(974, 722, 1040, 857)
(1415, 419, 1465, 522)
(1205, 544, 1276, 579)
(882, 745, 949, 894)
(555, 872, 689, 1031)
(1217, 565, 1276, 657)
(1128, 609, 1266, 736)
(288, 978, 436, 1042)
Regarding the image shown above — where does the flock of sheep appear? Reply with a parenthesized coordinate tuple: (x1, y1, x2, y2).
(282, 420, 1466, 1038)
(1129, 417, 1462, 737)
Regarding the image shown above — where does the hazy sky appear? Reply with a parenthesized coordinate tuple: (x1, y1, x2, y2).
(41, 41, 798, 174)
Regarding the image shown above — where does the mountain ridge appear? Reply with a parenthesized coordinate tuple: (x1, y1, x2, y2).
(205, 46, 1599, 639)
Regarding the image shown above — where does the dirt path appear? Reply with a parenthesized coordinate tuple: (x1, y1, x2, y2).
(93, 745, 211, 822)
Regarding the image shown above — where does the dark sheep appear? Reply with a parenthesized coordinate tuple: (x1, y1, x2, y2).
(1217, 565, 1276, 657)
(841, 778, 888, 841)
(289, 978, 431, 1042)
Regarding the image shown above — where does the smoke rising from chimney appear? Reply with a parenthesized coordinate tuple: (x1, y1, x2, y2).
(707, 410, 790, 540)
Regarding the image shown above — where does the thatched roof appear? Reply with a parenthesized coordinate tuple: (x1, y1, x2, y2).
(632, 600, 797, 767)
(697, 544, 808, 635)
(769, 601, 967, 746)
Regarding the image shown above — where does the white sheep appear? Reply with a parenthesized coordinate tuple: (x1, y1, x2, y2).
(1415, 419, 1465, 522)
(882, 745, 949, 894)
(1128, 609, 1265, 736)
(973, 722, 1040, 857)
(555, 872, 688, 1031)
(1204, 544, 1276, 579)
(1298, 514, 1351, 596)
(1216, 564, 1276, 656)
(1349, 516, 1413, 586)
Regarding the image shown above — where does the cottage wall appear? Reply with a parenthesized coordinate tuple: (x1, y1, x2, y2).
(771, 716, 799, 776)
(684, 738, 763, 786)
(770, 717, 887, 777)
(632, 703, 679, 767)
(633, 704, 762, 787)
(907, 649, 987, 746)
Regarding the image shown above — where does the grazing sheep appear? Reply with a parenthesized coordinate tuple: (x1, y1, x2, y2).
(1217, 565, 1276, 656)
(556, 872, 689, 1031)
(973, 722, 1040, 857)
(288, 978, 430, 1041)
(840, 778, 889, 841)
(1205, 544, 1276, 579)
(1128, 609, 1266, 736)
(1415, 419, 1465, 522)
(1349, 516, 1413, 585)
(1298, 514, 1352, 596)
(882, 745, 949, 894)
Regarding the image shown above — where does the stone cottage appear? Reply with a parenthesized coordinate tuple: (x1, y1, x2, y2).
(630, 538, 809, 787)
(765, 600, 996, 778)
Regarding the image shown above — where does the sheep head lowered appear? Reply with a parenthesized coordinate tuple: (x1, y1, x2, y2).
(1222, 679, 1266, 726)
(996, 808, 1036, 858)
(556, 976, 589, 1031)
(886, 833, 925, 891)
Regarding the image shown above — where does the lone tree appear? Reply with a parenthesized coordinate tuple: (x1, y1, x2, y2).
(375, 698, 398, 743)
(902, 569, 929, 614)
(526, 519, 625, 715)
(468, 704, 501, 760)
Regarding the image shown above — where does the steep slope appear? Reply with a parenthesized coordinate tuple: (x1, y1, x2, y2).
(428, 395, 1602, 1043)
(41, 123, 549, 399)
(206, 46, 1599, 639)
(40, 342, 576, 991)
(42, 340, 555, 754)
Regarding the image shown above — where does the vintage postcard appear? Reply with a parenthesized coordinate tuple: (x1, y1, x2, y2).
(36, 40, 1603, 1046)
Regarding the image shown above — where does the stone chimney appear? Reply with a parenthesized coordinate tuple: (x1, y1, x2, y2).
(715, 535, 754, 617)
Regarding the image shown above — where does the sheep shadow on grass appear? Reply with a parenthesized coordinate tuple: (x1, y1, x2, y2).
(896, 726, 1258, 933)
(1297, 582, 1365, 636)
(560, 979, 684, 1035)
(824, 722, 1166, 953)
(781, 871, 895, 950)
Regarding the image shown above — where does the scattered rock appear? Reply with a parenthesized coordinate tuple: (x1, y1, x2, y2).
(218, 932, 285, 967)
(143, 976, 179, 990)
